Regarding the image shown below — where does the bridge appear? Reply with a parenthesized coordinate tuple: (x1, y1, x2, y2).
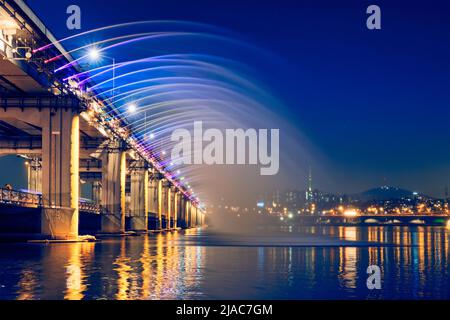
(0, 0, 205, 240)
(296, 214, 450, 226)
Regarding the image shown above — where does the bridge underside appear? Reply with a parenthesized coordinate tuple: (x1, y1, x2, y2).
(0, 101, 204, 240)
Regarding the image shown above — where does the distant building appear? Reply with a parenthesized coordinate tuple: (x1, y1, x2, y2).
(305, 166, 313, 204)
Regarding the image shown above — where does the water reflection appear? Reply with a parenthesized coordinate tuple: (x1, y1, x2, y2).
(0, 226, 448, 300)
(65, 243, 93, 300)
(17, 268, 38, 300)
(105, 231, 205, 300)
(334, 227, 357, 291)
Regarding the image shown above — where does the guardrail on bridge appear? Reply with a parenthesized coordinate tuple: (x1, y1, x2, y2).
(0, 188, 102, 214)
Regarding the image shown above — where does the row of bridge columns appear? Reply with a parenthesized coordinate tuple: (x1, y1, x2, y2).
(14, 108, 204, 240)
(98, 154, 201, 235)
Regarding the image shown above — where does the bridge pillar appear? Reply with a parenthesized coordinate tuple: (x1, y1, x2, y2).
(190, 201, 195, 228)
(129, 162, 148, 232)
(168, 186, 174, 229)
(192, 202, 195, 228)
(169, 188, 178, 229)
(161, 180, 171, 230)
(178, 196, 185, 228)
(177, 191, 184, 228)
(41, 109, 79, 240)
(147, 172, 160, 230)
(157, 178, 163, 230)
(101, 146, 127, 233)
(183, 199, 188, 228)
(172, 190, 180, 229)
(92, 181, 102, 205)
(186, 200, 192, 228)
(27, 157, 42, 193)
(193, 206, 198, 227)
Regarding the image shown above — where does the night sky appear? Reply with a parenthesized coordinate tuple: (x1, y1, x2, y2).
(2, 0, 450, 199)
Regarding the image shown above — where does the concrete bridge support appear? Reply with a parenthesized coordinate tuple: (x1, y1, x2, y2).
(27, 158, 42, 193)
(148, 173, 160, 230)
(177, 196, 185, 228)
(191, 201, 196, 227)
(200, 212, 205, 226)
(157, 178, 163, 230)
(168, 186, 174, 229)
(190, 203, 196, 228)
(92, 181, 102, 205)
(193, 206, 198, 227)
(161, 181, 171, 229)
(189, 204, 194, 228)
(101, 148, 127, 233)
(178, 195, 185, 228)
(172, 190, 180, 229)
(41, 109, 79, 240)
(185, 200, 192, 228)
(130, 163, 148, 232)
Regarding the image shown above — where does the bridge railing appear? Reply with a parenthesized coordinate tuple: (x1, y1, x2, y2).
(0, 188, 102, 214)
(0, 188, 42, 207)
(78, 201, 102, 214)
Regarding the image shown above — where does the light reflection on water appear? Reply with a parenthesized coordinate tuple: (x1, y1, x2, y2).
(0, 226, 449, 300)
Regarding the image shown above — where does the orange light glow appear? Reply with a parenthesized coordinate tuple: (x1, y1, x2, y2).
(343, 209, 359, 217)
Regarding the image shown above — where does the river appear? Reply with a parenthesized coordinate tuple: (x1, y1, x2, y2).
(0, 226, 449, 300)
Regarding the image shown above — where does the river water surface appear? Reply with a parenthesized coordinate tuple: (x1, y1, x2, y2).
(0, 226, 449, 300)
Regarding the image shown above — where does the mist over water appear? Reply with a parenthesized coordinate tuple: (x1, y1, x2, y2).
(205, 209, 382, 248)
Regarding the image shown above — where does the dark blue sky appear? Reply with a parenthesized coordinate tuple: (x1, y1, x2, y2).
(15, 0, 450, 196)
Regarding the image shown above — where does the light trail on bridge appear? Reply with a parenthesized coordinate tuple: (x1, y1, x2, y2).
(34, 20, 229, 53)
(36, 19, 312, 210)
(0, 0, 333, 223)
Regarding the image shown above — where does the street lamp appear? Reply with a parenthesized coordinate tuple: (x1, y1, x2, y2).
(128, 103, 155, 142)
(128, 103, 137, 113)
(0, 16, 18, 36)
(87, 48, 100, 61)
(87, 47, 116, 105)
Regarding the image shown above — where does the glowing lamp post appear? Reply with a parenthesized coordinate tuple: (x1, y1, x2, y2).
(88, 48, 116, 105)
(0, 17, 18, 36)
(127, 102, 155, 143)
(343, 209, 359, 217)
(128, 103, 137, 113)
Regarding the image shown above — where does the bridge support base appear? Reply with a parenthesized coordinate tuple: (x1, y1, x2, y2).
(41, 109, 80, 240)
(129, 165, 148, 232)
(130, 216, 147, 232)
(101, 213, 124, 234)
(40, 207, 78, 240)
(100, 149, 126, 234)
